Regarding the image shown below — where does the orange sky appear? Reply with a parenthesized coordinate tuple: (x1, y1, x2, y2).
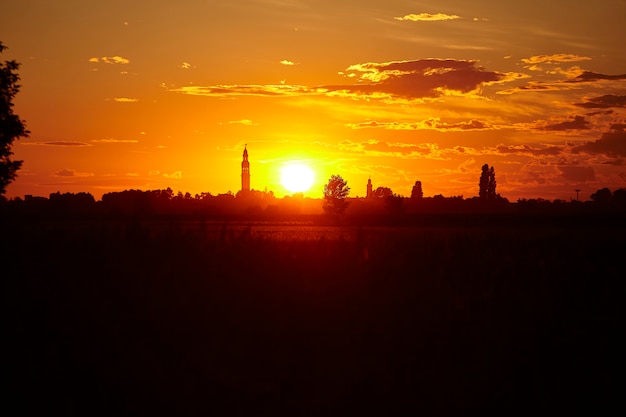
(2, 0, 625, 201)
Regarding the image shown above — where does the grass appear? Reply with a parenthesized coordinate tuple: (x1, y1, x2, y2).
(5, 215, 624, 416)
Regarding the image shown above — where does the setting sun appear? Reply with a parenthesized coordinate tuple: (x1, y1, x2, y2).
(280, 163, 315, 193)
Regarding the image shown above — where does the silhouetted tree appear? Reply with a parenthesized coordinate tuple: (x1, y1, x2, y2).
(49, 191, 96, 214)
(371, 186, 393, 199)
(323, 174, 350, 215)
(590, 187, 612, 204)
(612, 188, 626, 205)
(384, 194, 405, 214)
(411, 181, 423, 200)
(479, 164, 497, 201)
(0, 41, 28, 195)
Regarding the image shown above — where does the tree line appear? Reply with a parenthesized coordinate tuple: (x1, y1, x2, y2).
(2, 42, 624, 218)
(2, 182, 625, 219)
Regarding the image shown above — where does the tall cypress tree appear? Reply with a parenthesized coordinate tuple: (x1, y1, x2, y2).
(488, 166, 497, 200)
(479, 164, 497, 201)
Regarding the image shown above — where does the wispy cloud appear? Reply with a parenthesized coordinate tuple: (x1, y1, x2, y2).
(557, 165, 596, 182)
(522, 54, 592, 65)
(280, 60, 296, 66)
(171, 84, 311, 97)
(520, 54, 592, 76)
(164, 171, 182, 179)
(495, 144, 563, 157)
(226, 119, 258, 126)
(568, 71, 626, 83)
(573, 125, 626, 157)
(333, 59, 503, 99)
(347, 118, 493, 131)
(179, 62, 192, 69)
(112, 97, 138, 103)
(541, 115, 590, 131)
(499, 70, 626, 94)
(21, 141, 92, 147)
(91, 139, 139, 143)
(88, 56, 130, 65)
(575, 94, 626, 109)
(394, 13, 460, 22)
(54, 168, 93, 178)
(338, 139, 448, 159)
(172, 59, 504, 102)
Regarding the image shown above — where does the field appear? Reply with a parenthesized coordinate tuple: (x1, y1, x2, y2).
(5, 213, 625, 416)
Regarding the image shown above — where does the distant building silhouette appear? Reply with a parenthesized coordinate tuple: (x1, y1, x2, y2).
(366, 177, 373, 198)
(241, 145, 250, 192)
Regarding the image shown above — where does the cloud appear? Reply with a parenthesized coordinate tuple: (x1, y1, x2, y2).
(171, 84, 310, 97)
(280, 60, 296, 66)
(331, 59, 503, 99)
(542, 115, 590, 131)
(573, 128, 626, 157)
(55, 169, 75, 177)
(88, 56, 130, 65)
(347, 118, 492, 131)
(499, 69, 625, 95)
(179, 62, 192, 69)
(226, 119, 258, 126)
(394, 13, 460, 21)
(21, 141, 92, 147)
(113, 97, 138, 103)
(164, 171, 182, 179)
(568, 71, 626, 83)
(172, 59, 502, 101)
(91, 139, 139, 143)
(54, 169, 93, 178)
(495, 144, 562, 157)
(557, 165, 596, 182)
(363, 141, 417, 155)
(339, 139, 450, 159)
(498, 80, 581, 94)
(522, 54, 591, 65)
(574, 94, 626, 109)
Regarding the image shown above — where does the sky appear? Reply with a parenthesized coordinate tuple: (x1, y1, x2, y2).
(1, 0, 625, 201)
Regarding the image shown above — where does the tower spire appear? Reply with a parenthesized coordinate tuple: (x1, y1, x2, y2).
(241, 145, 250, 192)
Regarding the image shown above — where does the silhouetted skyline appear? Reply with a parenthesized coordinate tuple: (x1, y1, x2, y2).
(1, 1, 625, 201)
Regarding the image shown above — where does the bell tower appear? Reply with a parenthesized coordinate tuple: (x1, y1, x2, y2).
(241, 145, 250, 192)
(366, 177, 373, 198)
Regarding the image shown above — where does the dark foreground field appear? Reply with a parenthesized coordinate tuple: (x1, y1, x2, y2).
(5, 213, 625, 416)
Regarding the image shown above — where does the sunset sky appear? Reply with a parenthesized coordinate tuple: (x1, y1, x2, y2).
(2, 0, 625, 201)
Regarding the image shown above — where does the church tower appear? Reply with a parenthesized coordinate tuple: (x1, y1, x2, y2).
(366, 177, 373, 198)
(241, 145, 250, 192)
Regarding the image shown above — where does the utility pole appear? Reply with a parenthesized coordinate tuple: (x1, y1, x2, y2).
(574, 188, 581, 201)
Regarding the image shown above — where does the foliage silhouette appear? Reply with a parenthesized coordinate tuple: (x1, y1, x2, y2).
(411, 180, 423, 200)
(0, 41, 28, 195)
(371, 186, 393, 199)
(479, 164, 497, 201)
(591, 187, 612, 204)
(323, 174, 350, 215)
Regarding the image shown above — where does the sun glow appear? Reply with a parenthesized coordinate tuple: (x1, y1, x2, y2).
(280, 163, 315, 193)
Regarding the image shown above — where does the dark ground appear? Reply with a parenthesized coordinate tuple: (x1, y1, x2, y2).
(4, 213, 625, 416)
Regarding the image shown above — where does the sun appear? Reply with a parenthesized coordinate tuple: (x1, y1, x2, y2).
(281, 163, 315, 193)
